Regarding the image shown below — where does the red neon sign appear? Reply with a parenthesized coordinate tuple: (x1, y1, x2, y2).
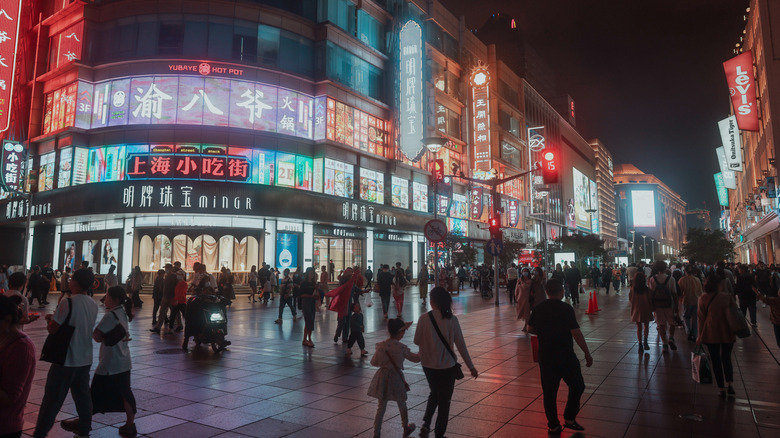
(0, 0, 23, 133)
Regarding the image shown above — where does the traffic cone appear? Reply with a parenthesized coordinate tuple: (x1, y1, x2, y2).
(586, 292, 596, 315)
(593, 289, 601, 311)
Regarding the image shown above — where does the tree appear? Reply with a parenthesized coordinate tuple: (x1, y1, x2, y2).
(558, 234, 606, 277)
(445, 237, 477, 267)
(680, 228, 734, 264)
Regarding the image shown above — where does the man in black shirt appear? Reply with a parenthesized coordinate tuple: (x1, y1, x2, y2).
(563, 263, 582, 306)
(376, 264, 394, 319)
(528, 279, 592, 434)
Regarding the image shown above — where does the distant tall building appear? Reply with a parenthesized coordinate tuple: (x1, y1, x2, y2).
(589, 140, 617, 250)
(613, 164, 687, 260)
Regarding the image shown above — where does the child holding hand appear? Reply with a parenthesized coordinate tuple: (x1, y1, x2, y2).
(367, 318, 420, 438)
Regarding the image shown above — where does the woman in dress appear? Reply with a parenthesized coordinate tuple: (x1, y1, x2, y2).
(413, 287, 478, 438)
(299, 268, 319, 347)
(129, 266, 144, 308)
(515, 268, 533, 331)
(248, 265, 258, 303)
(630, 271, 653, 352)
(418, 265, 429, 305)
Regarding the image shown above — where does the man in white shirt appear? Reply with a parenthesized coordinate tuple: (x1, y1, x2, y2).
(34, 268, 98, 438)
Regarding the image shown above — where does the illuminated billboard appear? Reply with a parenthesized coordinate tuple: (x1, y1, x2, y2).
(471, 66, 491, 172)
(0, 0, 22, 133)
(723, 51, 759, 131)
(398, 20, 424, 161)
(631, 190, 656, 227)
(572, 168, 591, 230)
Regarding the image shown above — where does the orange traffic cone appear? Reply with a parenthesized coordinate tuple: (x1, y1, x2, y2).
(586, 292, 596, 315)
(593, 289, 601, 311)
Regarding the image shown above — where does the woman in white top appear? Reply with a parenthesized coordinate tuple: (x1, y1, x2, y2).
(414, 287, 478, 438)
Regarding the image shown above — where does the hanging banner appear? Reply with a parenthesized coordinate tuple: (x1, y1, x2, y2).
(767, 176, 776, 198)
(508, 199, 519, 227)
(1, 141, 24, 194)
(398, 20, 424, 162)
(470, 186, 483, 219)
(0, 0, 22, 133)
(715, 147, 737, 189)
(470, 66, 492, 172)
(723, 51, 759, 131)
(714, 173, 729, 207)
(718, 116, 743, 171)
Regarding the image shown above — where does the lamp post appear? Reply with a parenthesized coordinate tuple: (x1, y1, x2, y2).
(629, 230, 636, 263)
(642, 234, 647, 262)
(536, 188, 551, 274)
(423, 137, 447, 288)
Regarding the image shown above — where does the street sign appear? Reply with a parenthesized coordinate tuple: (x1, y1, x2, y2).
(486, 237, 504, 256)
(424, 219, 448, 242)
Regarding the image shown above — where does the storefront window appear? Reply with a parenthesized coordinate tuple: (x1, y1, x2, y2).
(139, 233, 259, 274)
(313, 237, 363, 276)
(219, 236, 234, 270)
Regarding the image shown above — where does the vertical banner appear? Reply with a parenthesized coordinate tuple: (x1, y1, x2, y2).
(470, 187, 483, 219)
(723, 51, 760, 131)
(528, 126, 546, 215)
(398, 20, 424, 161)
(508, 200, 519, 227)
(1, 141, 24, 194)
(718, 116, 743, 171)
(715, 147, 737, 189)
(0, 0, 22, 133)
(471, 66, 491, 172)
(714, 173, 729, 207)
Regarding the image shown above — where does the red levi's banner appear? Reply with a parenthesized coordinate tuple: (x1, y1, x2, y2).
(723, 51, 760, 131)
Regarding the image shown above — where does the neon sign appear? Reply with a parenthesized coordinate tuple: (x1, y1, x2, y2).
(1, 141, 24, 195)
(723, 51, 759, 131)
(398, 20, 424, 161)
(0, 0, 22, 133)
(471, 66, 491, 172)
(167, 62, 244, 77)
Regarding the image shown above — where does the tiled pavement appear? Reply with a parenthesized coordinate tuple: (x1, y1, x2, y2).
(17, 283, 780, 437)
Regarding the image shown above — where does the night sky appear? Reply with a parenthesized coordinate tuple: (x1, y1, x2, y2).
(440, 0, 749, 229)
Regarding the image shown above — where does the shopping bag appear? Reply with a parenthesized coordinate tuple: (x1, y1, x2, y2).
(365, 293, 373, 308)
(691, 346, 712, 384)
(530, 335, 539, 363)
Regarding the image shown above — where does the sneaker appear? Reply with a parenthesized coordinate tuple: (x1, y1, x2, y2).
(403, 423, 416, 437)
(564, 420, 585, 431)
(118, 423, 137, 437)
(643, 339, 650, 350)
(361, 350, 368, 356)
(275, 319, 282, 324)
(547, 425, 563, 435)
(334, 336, 339, 343)
(669, 338, 677, 351)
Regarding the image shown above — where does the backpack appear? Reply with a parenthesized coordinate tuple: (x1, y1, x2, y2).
(651, 275, 673, 308)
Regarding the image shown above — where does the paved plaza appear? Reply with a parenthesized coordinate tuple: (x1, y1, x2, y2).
(17, 284, 780, 438)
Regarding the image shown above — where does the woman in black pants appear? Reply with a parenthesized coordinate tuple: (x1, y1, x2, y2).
(697, 269, 738, 398)
(413, 287, 478, 438)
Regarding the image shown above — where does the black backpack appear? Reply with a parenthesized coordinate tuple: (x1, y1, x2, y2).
(651, 275, 673, 308)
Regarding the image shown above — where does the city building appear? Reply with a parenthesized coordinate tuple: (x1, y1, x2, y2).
(720, 0, 780, 264)
(0, 0, 539, 280)
(613, 164, 687, 260)
(589, 139, 618, 250)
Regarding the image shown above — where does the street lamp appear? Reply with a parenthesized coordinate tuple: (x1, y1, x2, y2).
(423, 137, 448, 287)
(629, 230, 636, 263)
(642, 234, 647, 262)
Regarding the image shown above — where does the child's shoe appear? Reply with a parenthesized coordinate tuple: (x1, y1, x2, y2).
(361, 349, 368, 356)
(403, 423, 416, 437)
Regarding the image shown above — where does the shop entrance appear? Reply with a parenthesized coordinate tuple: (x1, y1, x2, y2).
(313, 237, 363, 278)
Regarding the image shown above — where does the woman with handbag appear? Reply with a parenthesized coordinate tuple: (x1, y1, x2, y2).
(392, 269, 408, 319)
(697, 268, 737, 398)
(413, 287, 478, 438)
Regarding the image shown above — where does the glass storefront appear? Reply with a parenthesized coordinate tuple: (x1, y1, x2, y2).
(313, 237, 362, 274)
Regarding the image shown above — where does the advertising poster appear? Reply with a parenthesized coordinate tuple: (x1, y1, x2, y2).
(715, 146, 737, 189)
(566, 199, 576, 229)
(413, 181, 428, 212)
(72, 147, 89, 185)
(723, 51, 759, 131)
(767, 176, 776, 198)
(58, 147, 73, 188)
(63, 241, 77, 272)
(81, 239, 100, 269)
(470, 187, 483, 220)
(589, 180, 599, 233)
(128, 76, 156, 125)
(631, 190, 656, 227)
(450, 193, 468, 219)
(255, 149, 274, 185)
(100, 238, 119, 275)
(360, 168, 384, 204)
(75, 81, 94, 129)
(391, 176, 409, 208)
(448, 218, 468, 237)
(276, 233, 298, 270)
(108, 78, 132, 127)
(714, 173, 729, 207)
(509, 200, 519, 227)
(572, 168, 591, 230)
(275, 153, 296, 187)
(295, 155, 313, 191)
(39, 152, 56, 192)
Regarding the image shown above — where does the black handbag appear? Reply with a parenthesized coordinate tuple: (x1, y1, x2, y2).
(40, 298, 75, 365)
(428, 311, 465, 380)
(103, 310, 127, 347)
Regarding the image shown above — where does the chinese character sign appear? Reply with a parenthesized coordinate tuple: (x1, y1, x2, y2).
(470, 187, 483, 220)
(1, 140, 23, 193)
(723, 51, 759, 131)
(0, 0, 22, 133)
(508, 200, 519, 227)
(398, 20, 424, 162)
(471, 67, 491, 172)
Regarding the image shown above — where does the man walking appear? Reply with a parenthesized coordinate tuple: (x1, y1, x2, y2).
(34, 268, 98, 438)
(564, 263, 582, 306)
(506, 263, 518, 304)
(528, 279, 592, 435)
(150, 264, 178, 335)
(376, 264, 394, 319)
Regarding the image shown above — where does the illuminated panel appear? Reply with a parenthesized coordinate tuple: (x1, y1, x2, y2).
(0, 0, 22, 133)
(572, 167, 591, 231)
(42, 83, 77, 135)
(74, 81, 93, 129)
(55, 21, 84, 68)
(1, 141, 24, 194)
(723, 51, 759, 131)
(391, 176, 409, 209)
(360, 168, 384, 204)
(631, 190, 656, 228)
(57, 147, 73, 188)
(471, 66, 491, 172)
(413, 181, 428, 213)
(589, 180, 599, 233)
(398, 20, 424, 161)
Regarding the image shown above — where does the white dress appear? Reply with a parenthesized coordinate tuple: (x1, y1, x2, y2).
(367, 338, 419, 401)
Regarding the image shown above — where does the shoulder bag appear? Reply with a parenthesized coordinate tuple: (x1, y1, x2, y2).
(40, 298, 75, 365)
(725, 295, 751, 338)
(103, 310, 127, 347)
(427, 311, 465, 380)
(385, 350, 411, 391)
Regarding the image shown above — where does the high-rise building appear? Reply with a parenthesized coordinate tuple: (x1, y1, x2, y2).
(589, 139, 617, 250)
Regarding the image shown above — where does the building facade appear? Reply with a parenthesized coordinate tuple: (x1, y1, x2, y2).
(613, 164, 687, 260)
(590, 139, 617, 250)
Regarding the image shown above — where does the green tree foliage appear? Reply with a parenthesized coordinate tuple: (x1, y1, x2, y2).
(680, 228, 734, 264)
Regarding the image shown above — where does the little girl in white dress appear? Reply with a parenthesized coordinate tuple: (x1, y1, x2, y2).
(367, 318, 421, 438)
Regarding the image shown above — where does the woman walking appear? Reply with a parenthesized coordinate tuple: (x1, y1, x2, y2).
(128, 266, 144, 308)
(418, 265, 429, 306)
(248, 265, 259, 303)
(299, 268, 319, 347)
(630, 271, 653, 352)
(697, 269, 738, 398)
(393, 268, 408, 319)
(414, 287, 478, 438)
(531, 267, 547, 309)
(515, 268, 533, 331)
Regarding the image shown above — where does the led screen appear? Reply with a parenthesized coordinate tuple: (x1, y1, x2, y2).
(631, 190, 656, 227)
